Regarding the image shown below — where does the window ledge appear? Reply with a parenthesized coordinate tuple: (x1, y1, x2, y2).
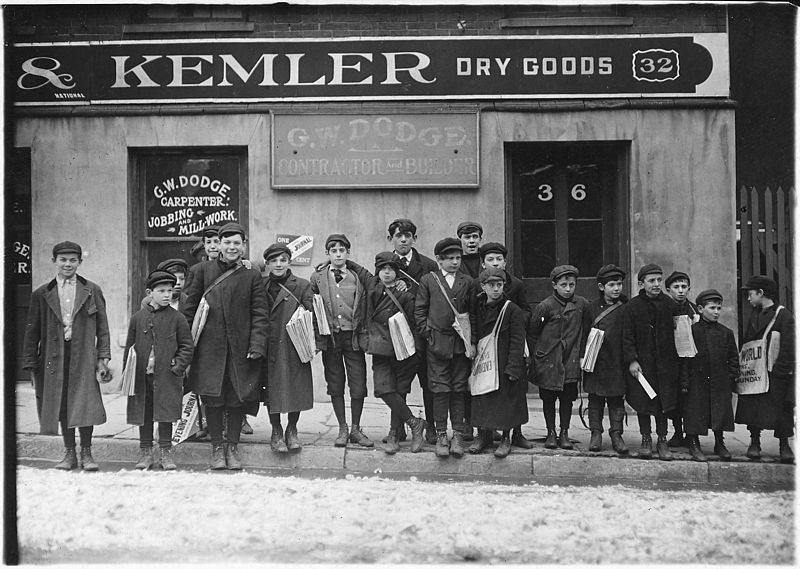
(499, 17, 634, 28)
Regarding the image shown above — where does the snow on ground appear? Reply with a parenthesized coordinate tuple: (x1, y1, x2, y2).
(16, 466, 795, 565)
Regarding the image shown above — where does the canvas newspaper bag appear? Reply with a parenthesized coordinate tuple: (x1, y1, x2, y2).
(432, 273, 475, 358)
(736, 305, 783, 395)
(469, 301, 511, 396)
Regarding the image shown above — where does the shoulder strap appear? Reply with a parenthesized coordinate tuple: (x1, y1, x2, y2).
(382, 285, 407, 316)
(431, 273, 460, 318)
(762, 305, 784, 340)
(278, 282, 303, 307)
(203, 263, 243, 297)
(592, 301, 622, 326)
(491, 300, 511, 336)
(398, 268, 420, 287)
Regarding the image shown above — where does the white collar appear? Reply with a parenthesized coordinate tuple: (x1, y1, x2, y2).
(396, 250, 413, 262)
(56, 274, 76, 286)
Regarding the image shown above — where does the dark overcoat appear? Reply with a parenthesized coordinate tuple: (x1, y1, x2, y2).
(683, 318, 738, 435)
(310, 259, 372, 352)
(124, 303, 194, 424)
(396, 248, 438, 296)
(527, 294, 589, 391)
(457, 253, 482, 279)
(581, 296, 628, 397)
(366, 277, 416, 357)
(621, 290, 680, 415)
(22, 275, 111, 434)
(263, 272, 314, 414)
(475, 271, 532, 326)
(181, 259, 269, 402)
(414, 271, 478, 359)
(735, 304, 795, 433)
(470, 298, 528, 430)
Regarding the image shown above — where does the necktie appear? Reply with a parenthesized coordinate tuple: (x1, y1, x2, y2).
(400, 257, 409, 270)
(333, 268, 344, 283)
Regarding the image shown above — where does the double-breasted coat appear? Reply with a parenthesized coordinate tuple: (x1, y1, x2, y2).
(470, 297, 528, 430)
(181, 258, 269, 403)
(263, 271, 315, 414)
(124, 303, 194, 424)
(735, 304, 795, 434)
(22, 275, 111, 434)
(621, 290, 680, 415)
(683, 318, 738, 435)
(581, 296, 628, 397)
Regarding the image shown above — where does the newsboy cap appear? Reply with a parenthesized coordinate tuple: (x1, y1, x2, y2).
(695, 289, 724, 306)
(374, 251, 401, 272)
(665, 271, 691, 288)
(157, 258, 188, 274)
(202, 225, 220, 238)
(146, 270, 177, 290)
(596, 264, 626, 283)
(190, 241, 205, 258)
(741, 275, 778, 296)
(263, 243, 292, 262)
(325, 233, 351, 250)
(637, 263, 663, 281)
(479, 242, 507, 259)
(52, 241, 82, 258)
(218, 222, 246, 239)
(434, 237, 463, 257)
(479, 267, 507, 284)
(456, 221, 483, 237)
(550, 264, 579, 281)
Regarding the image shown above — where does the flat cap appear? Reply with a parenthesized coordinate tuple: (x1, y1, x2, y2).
(263, 243, 292, 261)
(202, 225, 220, 238)
(190, 241, 205, 258)
(52, 241, 82, 258)
(325, 233, 351, 250)
(157, 258, 188, 274)
(374, 251, 401, 272)
(456, 221, 483, 236)
(218, 222, 246, 239)
(695, 289, 723, 306)
(434, 237, 463, 257)
(479, 242, 507, 259)
(146, 270, 177, 290)
(550, 264, 579, 281)
(479, 267, 507, 284)
(637, 263, 663, 281)
(742, 275, 778, 294)
(596, 264, 626, 283)
(665, 270, 691, 288)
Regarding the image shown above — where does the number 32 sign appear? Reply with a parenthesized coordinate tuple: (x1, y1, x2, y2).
(537, 184, 587, 202)
(633, 49, 680, 82)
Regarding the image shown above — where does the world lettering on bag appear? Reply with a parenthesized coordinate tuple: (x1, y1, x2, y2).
(469, 301, 510, 396)
(736, 306, 783, 395)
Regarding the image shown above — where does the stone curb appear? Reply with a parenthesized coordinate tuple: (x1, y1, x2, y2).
(16, 434, 795, 490)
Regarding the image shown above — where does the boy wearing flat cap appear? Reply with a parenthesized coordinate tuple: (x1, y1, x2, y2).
(23, 241, 111, 471)
(182, 222, 269, 470)
(262, 243, 315, 453)
(528, 264, 589, 450)
(310, 233, 375, 448)
(414, 237, 478, 458)
(456, 221, 483, 279)
(736, 275, 795, 464)
(124, 270, 194, 470)
(140, 258, 190, 311)
(682, 289, 738, 462)
(367, 252, 427, 454)
(621, 263, 681, 461)
(581, 264, 630, 455)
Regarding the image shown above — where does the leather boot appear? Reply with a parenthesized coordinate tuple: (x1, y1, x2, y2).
(284, 424, 302, 451)
(435, 431, 450, 458)
(463, 424, 475, 443)
(608, 404, 628, 456)
(589, 430, 603, 452)
(80, 447, 99, 471)
(713, 432, 731, 461)
(656, 436, 673, 461)
(779, 438, 795, 464)
(469, 429, 492, 454)
(610, 432, 629, 456)
(425, 426, 437, 445)
(334, 425, 349, 448)
(226, 443, 243, 470)
(494, 433, 512, 459)
(558, 428, 573, 450)
(688, 435, 707, 462)
(349, 425, 374, 447)
(638, 434, 653, 459)
(210, 444, 227, 470)
(135, 447, 154, 470)
(241, 417, 254, 435)
(511, 428, 534, 449)
(55, 447, 78, 470)
(450, 431, 465, 457)
(160, 446, 177, 471)
(544, 428, 558, 449)
(667, 420, 686, 447)
(271, 425, 289, 453)
(407, 417, 427, 453)
(384, 429, 400, 455)
(746, 431, 762, 461)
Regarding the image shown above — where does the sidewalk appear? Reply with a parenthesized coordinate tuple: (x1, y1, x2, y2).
(15, 383, 795, 489)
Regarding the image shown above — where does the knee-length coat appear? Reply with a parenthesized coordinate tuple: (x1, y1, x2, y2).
(581, 296, 628, 397)
(263, 271, 314, 414)
(181, 258, 269, 402)
(22, 275, 111, 434)
(124, 303, 194, 424)
(683, 318, 738, 435)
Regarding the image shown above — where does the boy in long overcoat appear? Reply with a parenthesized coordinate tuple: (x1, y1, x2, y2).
(22, 241, 111, 471)
(124, 270, 194, 470)
(683, 289, 738, 462)
(182, 222, 269, 470)
(262, 243, 315, 453)
(528, 264, 589, 450)
(622, 264, 680, 461)
(581, 264, 629, 455)
(735, 275, 795, 464)
(468, 268, 527, 458)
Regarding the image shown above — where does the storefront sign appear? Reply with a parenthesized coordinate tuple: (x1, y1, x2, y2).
(12, 34, 728, 105)
(276, 234, 314, 265)
(272, 113, 479, 189)
(143, 155, 240, 238)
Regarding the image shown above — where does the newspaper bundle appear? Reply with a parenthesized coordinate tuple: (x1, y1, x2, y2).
(313, 294, 331, 335)
(286, 306, 317, 363)
(673, 314, 698, 357)
(581, 327, 605, 372)
(388, 312, 416, 360)
(120, 348, 137, 396)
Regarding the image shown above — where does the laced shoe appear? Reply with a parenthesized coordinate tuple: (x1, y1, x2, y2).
(135, 447, 154, 470)
(55, 448, 78, 470)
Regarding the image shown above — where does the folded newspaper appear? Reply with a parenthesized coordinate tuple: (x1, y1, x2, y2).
(120, 348, 137, 396)
(388, 311, 416, 360)
(313, 294, 331, 335)
(636, 371, 657, 399)
(286, 306, 317, 363)
(673, 314, 698, 357)
(581, 327, 605, 372)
